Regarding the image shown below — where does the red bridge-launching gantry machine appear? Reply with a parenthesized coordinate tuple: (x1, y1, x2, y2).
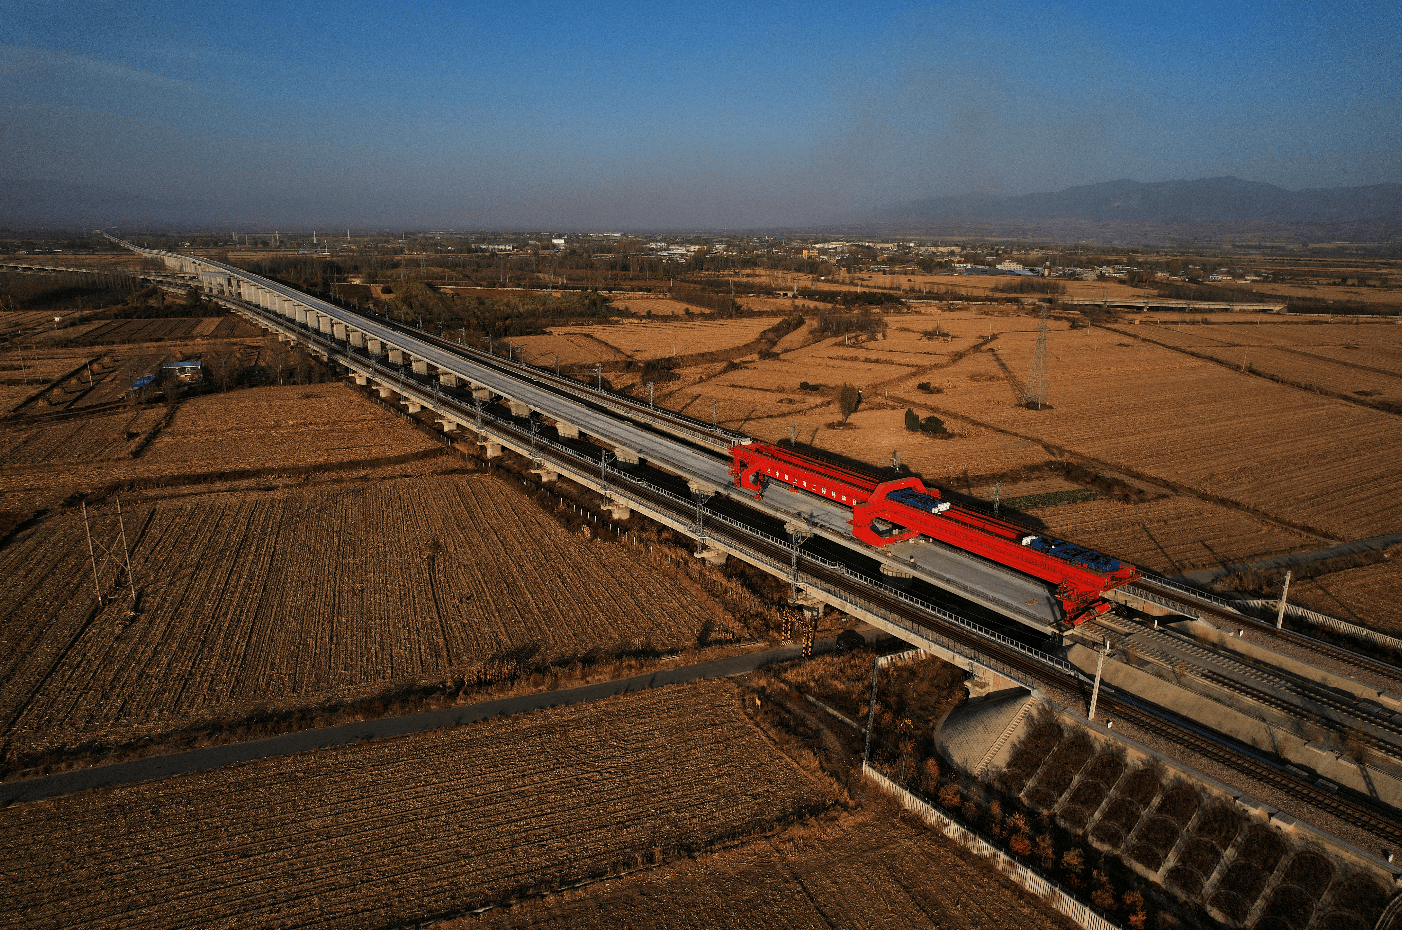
(729, 441, 1138, 626)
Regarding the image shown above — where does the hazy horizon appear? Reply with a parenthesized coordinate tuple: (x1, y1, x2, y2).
(4, 1, 1400, 230)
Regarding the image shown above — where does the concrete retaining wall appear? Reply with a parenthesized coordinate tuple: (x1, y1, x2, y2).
(863, 764, 1122, 930)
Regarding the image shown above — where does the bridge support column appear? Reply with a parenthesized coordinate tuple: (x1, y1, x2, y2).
(317, 314, 333, 335)
(531, 465, 559, 483)
(479, 438, 503, 459)
(472, 387, 492, 401)
(367, 338, 384, 356)
(604, 497, 632, 520)
(346, 329, 365, 348)
(506, 399, 530, 417)
(612, 446, 641, 465)
(553, 420, 579, 439)
(439, 372, 460, 387)
(352, 373, 369, 386)
(376, 385, 395, 399)
(436, 418, 459, 433)
(695, 542, 728, 566)
(332, 322, 347, 340)
(401, 399, 422, 414)
(388, 348, 405, 365)
(791, 588, 827, 617)
(412, 358, 429, 376)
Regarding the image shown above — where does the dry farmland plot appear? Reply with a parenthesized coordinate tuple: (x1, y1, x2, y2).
(0, 383, 443, 508)
(468, 811, 1077, 930)
(0, 472, 737, 763)
(512, 331, 627, 366)
(564, 317, 780, 360)
(1125, 320, 1402, 405)
(0, 406, 165, 467)
(0, 681, 831, 930)
(1032, 495, 1323, 575)
(900, 320, 1402, 541)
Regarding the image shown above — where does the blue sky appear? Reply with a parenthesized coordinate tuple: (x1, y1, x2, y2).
(3, 0, 1399, 229)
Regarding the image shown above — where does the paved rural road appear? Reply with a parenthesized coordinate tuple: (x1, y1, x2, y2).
(1, 633, 894, 805)
(1178, 531, 1402, 584)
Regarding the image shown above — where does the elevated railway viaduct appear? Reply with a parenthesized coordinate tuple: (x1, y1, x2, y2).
(99, 237, 1402, 866)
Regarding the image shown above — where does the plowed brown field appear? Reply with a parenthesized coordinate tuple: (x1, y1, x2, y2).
(0, 472, 735, 765)
(0, 681, 832, 930)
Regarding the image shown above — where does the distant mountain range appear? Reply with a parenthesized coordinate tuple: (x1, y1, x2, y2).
(877, 177, 1402, 244)
(4, 174, 1402, 243)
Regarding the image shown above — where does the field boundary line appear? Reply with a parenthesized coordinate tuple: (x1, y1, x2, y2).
(0, 638, 836, 805)
(862, 763, 1122, 930)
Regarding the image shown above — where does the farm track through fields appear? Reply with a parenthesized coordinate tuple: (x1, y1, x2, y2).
(0, 636, 854, 804)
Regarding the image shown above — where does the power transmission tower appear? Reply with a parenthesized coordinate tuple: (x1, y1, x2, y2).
(1024, 306, 1050, 409)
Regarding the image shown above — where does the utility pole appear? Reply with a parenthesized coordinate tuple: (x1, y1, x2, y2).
(1275, 570, 1293, 629)
(863, 657, 880, 764)
(116, 495, 136, 603)
(1024, 305, 1050, 409)
(595, 364, 603, 390)
(82, 502, 102, 607)
(1088, 637, 1110, 722)
(993, 481, 1002, 516)
(648, 381, 655, 408)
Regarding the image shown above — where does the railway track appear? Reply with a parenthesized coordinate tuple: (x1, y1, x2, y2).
(1134, 576, 1402, 688)
(235, 291, 1402, 849)
(1089, 620, 1402, 763)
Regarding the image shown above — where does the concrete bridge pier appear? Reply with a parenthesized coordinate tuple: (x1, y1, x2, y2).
(351, 373, 369, 386)
(506, 399, 531, 417)
(367, 338, 384, 356)
(791, 588, 828, 617)
(604, 497, 632, 520)
(412, 358, 429, 376)
(436, 419, 459, 434)
(530, 464, 559, 483)
(294, 307, 308, 325)
(687, 479, 722, 499)
(553, 420, 580, 439)
(317, 314, 333, 335)
(375, 385, 395, 400)
(401, 399, 422, 414)
(695, 542, 728, 566)
(611, 445, 641, 466)
(388, 348, 406, 365)
(472, 387, 492, 401)
(439, 372, 460, 387)
(346, 329, 365, 348)
(479, 438, 503, 458)
(332, 322, 347, 340)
